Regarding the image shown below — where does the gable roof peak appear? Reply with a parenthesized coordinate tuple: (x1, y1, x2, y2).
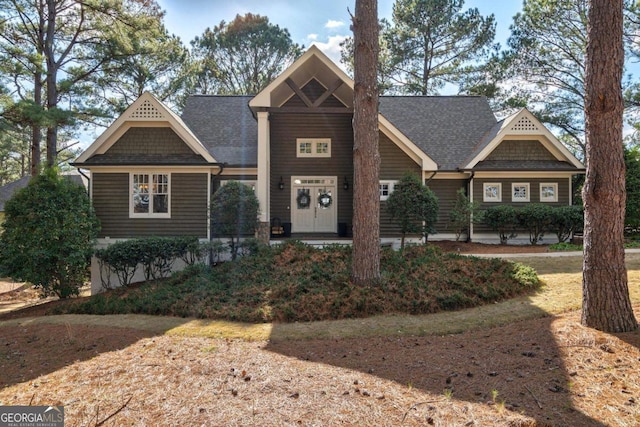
(250, 45, 354, 109)
(74, 91, 216, 165)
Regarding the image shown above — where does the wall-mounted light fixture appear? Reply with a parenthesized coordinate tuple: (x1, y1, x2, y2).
(343, 176, 349, 191)
(278, 176, 285, 190)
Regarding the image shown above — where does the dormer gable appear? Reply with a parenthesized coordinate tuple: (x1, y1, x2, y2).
(461, 108, 584, 170)
(74, 92, 217, 165)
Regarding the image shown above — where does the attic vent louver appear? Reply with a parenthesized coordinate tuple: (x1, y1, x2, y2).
(511, 116, 539, 132)
(128, 99, 165, 120)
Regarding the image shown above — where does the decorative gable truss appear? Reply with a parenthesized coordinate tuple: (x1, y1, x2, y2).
(74, 92, 217, 165)
(461, 108, 584, 171)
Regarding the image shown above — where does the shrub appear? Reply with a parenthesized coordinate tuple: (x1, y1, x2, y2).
(625, 146, 640, 231)
(95, 236, 204, 289)
(177, 236, 210, 266)
(516, 203, 553, 245)
(386, 173, 439, 249)
(238, 237, 268, 257)
(95, 239, 141, 289)
(449, 188, 482, 241)
(548, 205, 583, 243)
(208, 240, 228, 265)
(211, 181, 260, 259)
(482, 205, 518, 244)
(0, 169, 100, 298)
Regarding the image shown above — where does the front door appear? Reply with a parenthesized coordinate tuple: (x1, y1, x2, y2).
(291, 177, 337, 233)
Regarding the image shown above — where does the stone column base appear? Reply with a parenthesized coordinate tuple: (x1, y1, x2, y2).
(256, 221, 270, 244)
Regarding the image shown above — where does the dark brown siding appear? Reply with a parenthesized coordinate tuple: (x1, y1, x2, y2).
(93, 172, 208, 238)
(379, 134, 422, 236)
(270, 112, 354, 226)
(485, 140, 556, 161)
(426, 179, 467, 235)
(107, 127, 196, 156)
(473, 177, 571, 233)
(379, 134, 421, 179)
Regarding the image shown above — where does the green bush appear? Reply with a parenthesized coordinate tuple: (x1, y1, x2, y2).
(548, 205, 583, 243)
(387, 172, 439, 248)
(482, 205, 518, 244)
(625, 146, 640, 231)
(0, 169, 100, 298)
(211, 181, 260, 260)
(549, 242, 582, 251)
(95, 239, 141, 289)
(208, 240, 228, 264)
(449, 188, 482, 241)
(516, 203, 553, 245)
(95, 236, 205, 289)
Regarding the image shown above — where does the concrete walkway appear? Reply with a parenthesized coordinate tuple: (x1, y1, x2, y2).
(471, 248, 640, 258)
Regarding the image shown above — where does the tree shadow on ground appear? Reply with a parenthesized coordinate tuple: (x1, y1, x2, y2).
(0, 322, 156, 388)
(266, 302, 610, 426)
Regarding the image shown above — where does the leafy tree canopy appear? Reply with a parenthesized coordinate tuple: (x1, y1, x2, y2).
(341, 0, 497, 95)
(191, 13, 303, 95)
(490, 0, 640, 160)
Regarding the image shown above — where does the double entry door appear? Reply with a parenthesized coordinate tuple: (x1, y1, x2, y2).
(291, 177, 337, 233)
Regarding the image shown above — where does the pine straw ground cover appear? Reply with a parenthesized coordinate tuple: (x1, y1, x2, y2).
(50, 242, 539, 323)
(0, 246, 639, 425)
(0, 307, 639, 426)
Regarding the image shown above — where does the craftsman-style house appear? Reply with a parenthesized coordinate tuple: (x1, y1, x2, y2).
(74, 45, 584, 258)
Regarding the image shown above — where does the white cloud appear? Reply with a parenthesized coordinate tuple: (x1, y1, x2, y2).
(325, 19, 345, 30)
(311, 35, 349, 71)
(307, 33, 318, 41)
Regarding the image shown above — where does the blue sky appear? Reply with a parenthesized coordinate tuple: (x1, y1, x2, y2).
(156, 0, 524, 64)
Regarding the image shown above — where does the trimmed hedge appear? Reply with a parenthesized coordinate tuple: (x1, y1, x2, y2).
(483, 204, 583, 245)
(95, 236, 208, 289)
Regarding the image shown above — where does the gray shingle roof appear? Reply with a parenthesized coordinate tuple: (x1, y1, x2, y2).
(81, 153, 208, 165)
(0, 176, 31, 212)
(473, 160, 579, 170)
(179, 95, 579, 173)
(181, 96, 257, 167)
(378, 96, 497, 171)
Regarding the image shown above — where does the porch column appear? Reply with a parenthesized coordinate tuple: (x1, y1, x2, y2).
(256, 111, 270, 240)
(469, 176, 474, 242)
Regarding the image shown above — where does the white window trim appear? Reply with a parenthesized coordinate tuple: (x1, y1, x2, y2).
(512, 182, 530, 202)
(379, 180, 398, 201)
(483, 182, 502, 202)
(130, 172, 171, 218)
(540, 182, 558, 202)
(296, 138, 331, 158)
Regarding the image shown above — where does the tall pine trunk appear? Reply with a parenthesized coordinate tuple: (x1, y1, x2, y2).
(582, 0, 637, 332)
(31, 72, 42, 176)
(45, 0, 58, 168)
(351, 0, 381, 286)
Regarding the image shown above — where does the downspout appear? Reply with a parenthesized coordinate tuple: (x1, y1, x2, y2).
(425, 171, 437, 183)
(424, 171, 437, 244)
(209, 162, 227, 241)
(76, 168, 91, 197)
(467, 170, 475, 243)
